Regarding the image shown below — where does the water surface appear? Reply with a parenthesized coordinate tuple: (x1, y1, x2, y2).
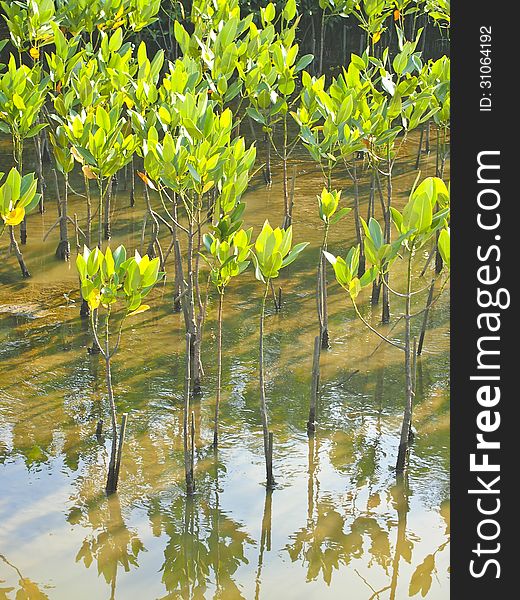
(0, 132, 450, 599)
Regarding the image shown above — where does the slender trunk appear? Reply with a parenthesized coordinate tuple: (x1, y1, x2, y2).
(371, 274, 382, 305)
(417, 280, 436, 355)
(84, 174, 92, 247)
(18, 134, 27, 244)
(435, 124, 440, 177)
(411, 337, 417, 443)
(129, 156, 135, 207)
(104, 314, 119, 494)
(56, 173, 70, 260)
(370, 168, 382, 304)
(440, 125, 447, 178)
(396, 247, 414, 473)
(186, 226, 199, 393)
(104, 177, 112, 240)
(172, 193, 182, 312)
(98, 179, 104, 248)
(382, 150, 392, 324)
(113, 412, 128, 491)
(34, 133, 45, 213)
(183, 333, 195, 495)
(144, 185, 159, 258)
(259, 282, 274, 487)
(193, 199, 205, 393)
(310, 14, 317, 74)
(282, 114, 289, 228)
(20, 216, 27, 245)
(213, 290, 224, 447)
(319, 10, 326, 74)
(8, 226, 30, 277)
(352, 161, 366, 276)
(415, 123, 424, 170)
(289, 166, 296, 226)
(318, 223, 330, 348)
(174, 239, 190, 329)
(264, 133, 272, 185)
(367, 168, 375, 222)
(307, 335, 321, 434)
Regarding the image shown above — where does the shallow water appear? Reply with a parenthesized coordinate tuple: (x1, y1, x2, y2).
(0, 131, 450, 599)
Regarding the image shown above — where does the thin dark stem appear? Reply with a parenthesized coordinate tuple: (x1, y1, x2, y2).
(259, 281, 274, 487)
(213, 290, 224, 447)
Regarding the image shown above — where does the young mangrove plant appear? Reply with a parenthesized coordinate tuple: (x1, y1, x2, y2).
(0, 55, 48, 255)
(252, 220, 308, 487)
(47, 125, 75, 260)
(68, 104, 138, 247)
(203, 226, 252, 448)
(325, 176, 450, 474)
(241, 1, 313, 226)
(0, 169, 40, 276)
(316, 188, 351, 348)
(76, 245, 162, 494)
(145, 87, 256, 393)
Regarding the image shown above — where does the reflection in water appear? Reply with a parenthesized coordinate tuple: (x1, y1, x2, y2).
(254, 491, 272, 600)
(389, 476, 413, 600)
(71, 495, 145, 600)
(0, 132, 449, 599)
(0, 554, 50, 600)
(159, 496, 252, 600)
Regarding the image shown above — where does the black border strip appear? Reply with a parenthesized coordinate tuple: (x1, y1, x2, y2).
(451, 2, 515, 595)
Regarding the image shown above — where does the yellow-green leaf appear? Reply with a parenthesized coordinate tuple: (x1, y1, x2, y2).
(3, 206, 25, 226)
(127, 304, 150, 317)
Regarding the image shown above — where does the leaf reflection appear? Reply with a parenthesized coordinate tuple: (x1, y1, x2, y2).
(159, 495, 253, 599)
(69, 495, 144, 599)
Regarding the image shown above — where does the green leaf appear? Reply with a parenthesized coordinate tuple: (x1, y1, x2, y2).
(87, 247, 102, 276)
(330, 207, 351, 225)
(281, 242, 309, 268)
(76, 254, 87, 281)
(12, 93, 25, 110)
(109, 28, 123, 52)
(403, 192, 433, 234)
(113, 245, 127, 271)
(368, 218, 383, 249)
(295, 54, 314, 73)
(264, 3, 276, 23)
(127, 304, 150, 317)
(438, 228, 450, 269)
(246, 106, 266, 125)
(104, 246, 115, 277)
(283, 0, 297, 21)
(360, 266, 378, 287)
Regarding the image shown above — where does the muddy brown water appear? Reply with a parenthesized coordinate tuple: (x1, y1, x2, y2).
(0, 131, 449, 599)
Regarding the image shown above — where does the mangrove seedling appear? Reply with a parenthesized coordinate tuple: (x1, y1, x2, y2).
(203, 226, 252, 448)
(76, 245, 162, 494)
(252, 220, 308, 487)
(0, 55, 48, 253)
(316, 188, 351, 348)
(0, 168, 40, 276)
(47, 125, 75, 260)
(325, 176, 450, 474)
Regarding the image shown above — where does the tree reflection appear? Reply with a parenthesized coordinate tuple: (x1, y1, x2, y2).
(0, 554, 50, 600)
(159, 494, 253, 599)
(70, 495, 144, 600)
(286, 435, 374, 584)
(408, 498, 450, 598)
(254, 490, 272, 600)
(388, 474, 413, 599)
